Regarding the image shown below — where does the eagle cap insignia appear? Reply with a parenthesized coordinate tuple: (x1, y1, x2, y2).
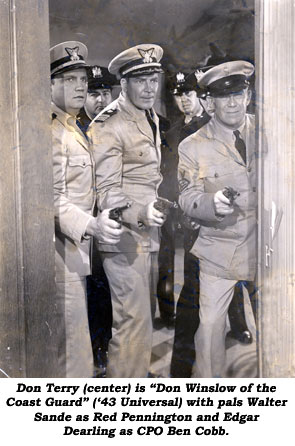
(65, 46, 80, 61)
(194, 70, 203, 82)
(92, 66, 102, 78)
(176, 72, 185, 83)
(138, 48, 155, 63)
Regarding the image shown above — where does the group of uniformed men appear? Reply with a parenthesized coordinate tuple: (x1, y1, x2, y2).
(50, 39, 257, 378)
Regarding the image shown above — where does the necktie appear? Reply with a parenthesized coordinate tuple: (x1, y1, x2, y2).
(145, 110, 157, 144)
(233, 130, 246, 164)
(76, 118, 89, 140)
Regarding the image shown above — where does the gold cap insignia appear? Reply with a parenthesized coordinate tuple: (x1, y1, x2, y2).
(138, 48, 155, 63)
(65, 46, 80, 61)
(194, 70, 203, 82)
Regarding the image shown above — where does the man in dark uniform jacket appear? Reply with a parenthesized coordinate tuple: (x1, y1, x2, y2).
(77, 65, 117, 133)
(77, 65, 117, 375)
(157, 71, 210, 327)
(160, 69, 253, 377)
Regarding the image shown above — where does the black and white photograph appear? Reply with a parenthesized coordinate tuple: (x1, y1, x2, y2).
(0, 0, 294, 383)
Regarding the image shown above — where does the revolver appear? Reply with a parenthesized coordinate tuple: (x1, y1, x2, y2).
(222, 186, 240, 204)
(109, 203, 131, 227)
(153, 197, 178, 216)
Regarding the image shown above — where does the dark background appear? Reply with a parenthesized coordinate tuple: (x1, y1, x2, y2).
(49, 0, 254, 118)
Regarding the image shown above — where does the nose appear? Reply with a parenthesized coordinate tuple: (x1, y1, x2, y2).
(144, 80, 153, 92)
(227, 95, 237, 106)
(75, 80, 86, 91)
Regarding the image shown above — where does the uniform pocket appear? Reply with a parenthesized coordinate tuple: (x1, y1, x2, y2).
(199, 161, 238, 194)
(66, 155, 93, 195)
(68, 155, 92, 169)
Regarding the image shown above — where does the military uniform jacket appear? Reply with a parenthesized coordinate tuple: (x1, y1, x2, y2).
(160, 112, 211, 202)
(52, 104, 96, 281)
(178, 114, 257, 280)
(91, 93, 162, 252)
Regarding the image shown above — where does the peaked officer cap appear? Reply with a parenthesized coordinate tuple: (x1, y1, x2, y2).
(87, 66, 117, 91)
(108, 44, 163, 78)
(197, 60, 254, 97)
(50, 41, 88, 77)
(168, 71, 198, 95)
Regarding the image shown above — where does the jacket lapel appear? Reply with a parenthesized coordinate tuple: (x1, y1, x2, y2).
(119, 93, 156, 144)
(51, 104, 90, 152)
(135, 113, 155, 144)
(206, 117, 248, 167)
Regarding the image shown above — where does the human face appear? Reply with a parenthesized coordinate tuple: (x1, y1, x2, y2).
(51, 68, 88, 116)
(174, 90, 202, 116)
(122, 73, 159, 110)
(85, 88, 112, 118)
(211, 88, 251, 129)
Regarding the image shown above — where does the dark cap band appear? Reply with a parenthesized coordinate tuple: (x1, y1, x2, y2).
(208, 74, 249, 97)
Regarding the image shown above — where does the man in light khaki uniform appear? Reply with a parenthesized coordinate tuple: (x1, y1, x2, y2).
(91, 44, 166, 377)
(178, 60, 256, 377)
(50, 41, 122, 377)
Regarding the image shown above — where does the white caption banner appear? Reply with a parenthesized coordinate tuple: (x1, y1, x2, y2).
(0, 378, 294, 445)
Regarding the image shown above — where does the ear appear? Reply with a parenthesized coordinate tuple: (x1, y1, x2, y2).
(202, 96, 215, 116)
(120, 78, 127, 93)
(246, 88, 252, 106)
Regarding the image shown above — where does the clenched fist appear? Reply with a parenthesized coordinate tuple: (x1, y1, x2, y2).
(214, 190, 234, 216)
(86, 210, 123, 244)
(138, 200, 166, 227)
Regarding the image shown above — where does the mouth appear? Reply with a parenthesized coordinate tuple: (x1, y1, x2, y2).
(73, 96, 85, 100)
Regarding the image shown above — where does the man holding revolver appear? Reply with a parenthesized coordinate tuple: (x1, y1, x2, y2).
(91, 44, 166, 377)
(50, 41, 122, 377)
(178, 60, 257, 377)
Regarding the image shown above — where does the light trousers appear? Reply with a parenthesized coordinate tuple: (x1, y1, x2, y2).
(193, 270, 237, 378)
(56, 278, 93, 377)
(101, 251, 158, 378)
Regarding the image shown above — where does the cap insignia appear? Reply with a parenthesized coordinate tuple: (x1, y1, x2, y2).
(194, 70, 203, 82)
(138, 48, 155, 63)
(65, 46, 80, 61)
(92, 66, 103, 78)
(176, 72, 185, 83)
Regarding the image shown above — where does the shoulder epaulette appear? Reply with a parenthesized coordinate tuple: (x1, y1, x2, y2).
(94, 108, 117, 123)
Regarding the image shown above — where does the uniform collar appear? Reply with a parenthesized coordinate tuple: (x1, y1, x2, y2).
(51, 103, 76, 128)
(202, 114, 253, 166)
(208, 114, 247, 142)
(51, 102, 89, 147)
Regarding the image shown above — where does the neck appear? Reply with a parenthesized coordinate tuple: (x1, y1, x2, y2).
(84, 106, 95, 120)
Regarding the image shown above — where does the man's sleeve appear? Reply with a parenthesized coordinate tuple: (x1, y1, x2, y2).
(52, 127, 94, 242)
(91, 122, 146, 226)
(177, 137, 222, 222)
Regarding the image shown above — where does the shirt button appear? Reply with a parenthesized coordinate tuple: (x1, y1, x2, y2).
(139, 151, 143, 156)
(83, 162, 86, 167)
(214, 173, 219, 178)
(247, 167, 252, 172)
